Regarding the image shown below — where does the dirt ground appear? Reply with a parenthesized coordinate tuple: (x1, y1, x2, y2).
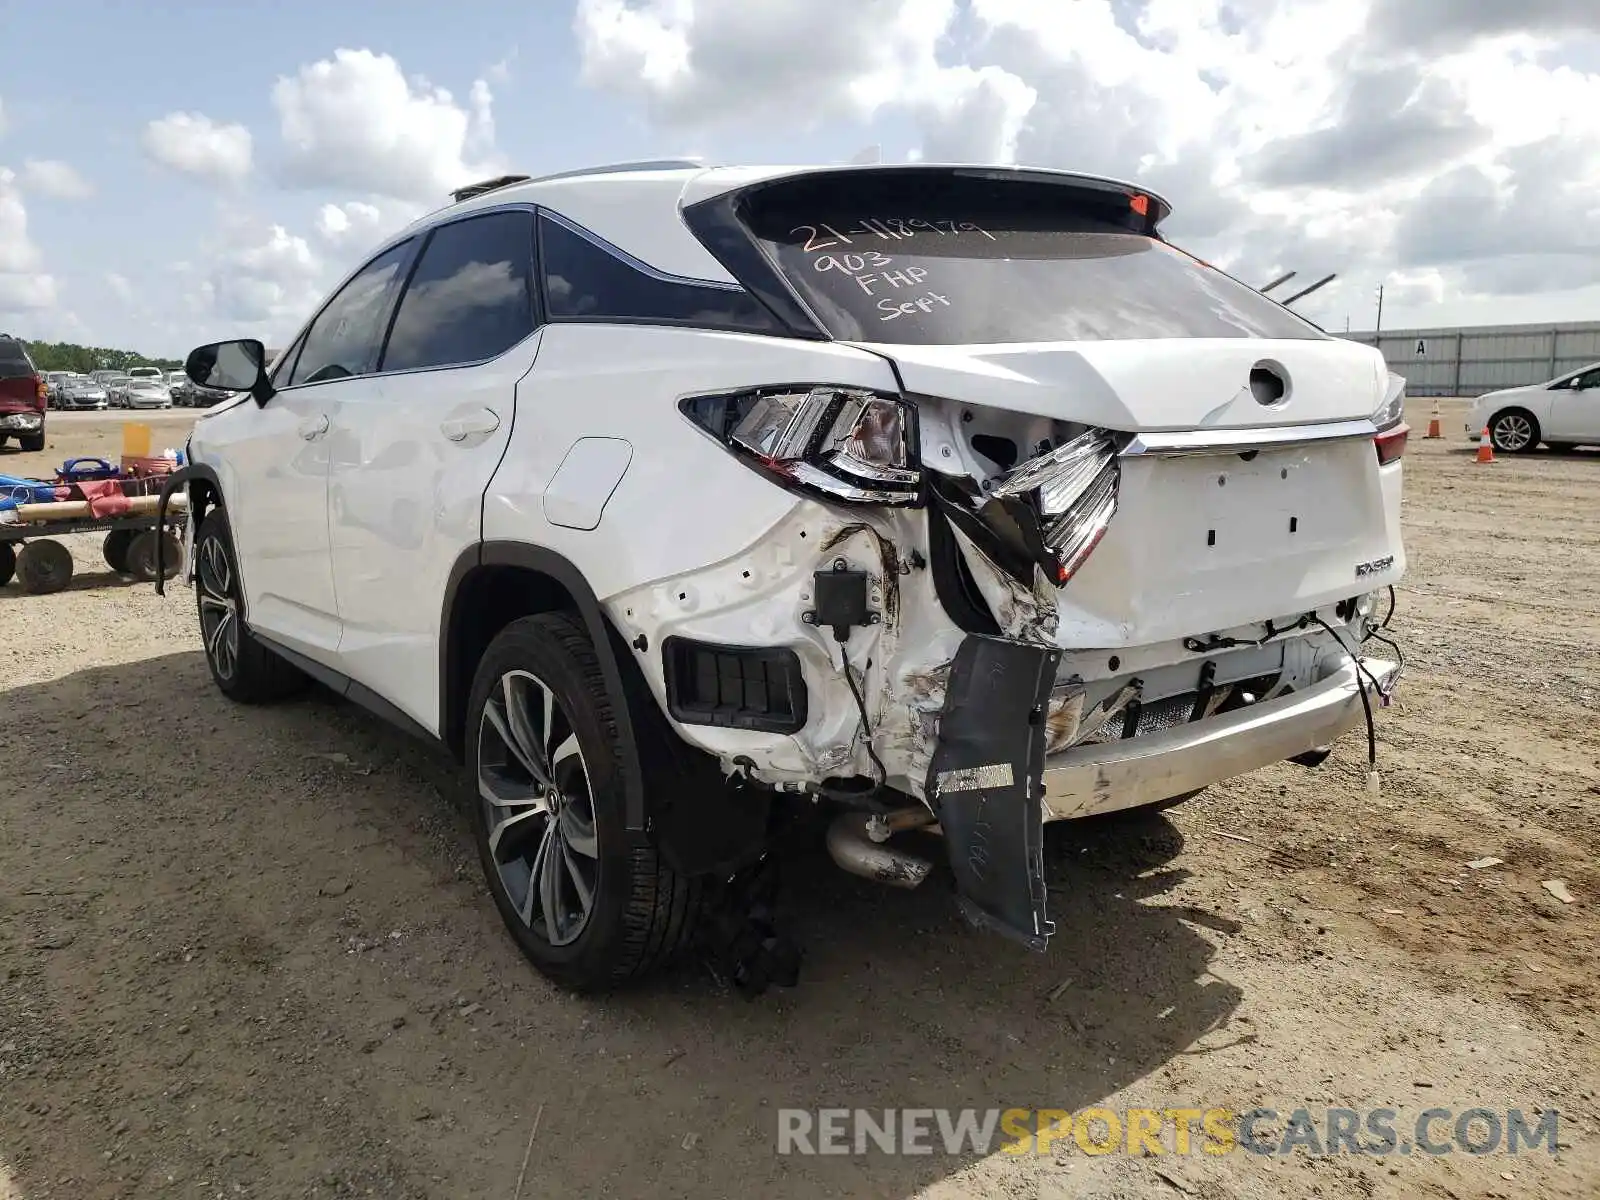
(1, 402, 1596, 1200)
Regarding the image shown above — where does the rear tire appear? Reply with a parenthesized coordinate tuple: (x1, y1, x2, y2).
(467, 612, 707, 992)
(15, 540, 73, 594)
(0, 543, 14, 587)
(18, 432, 44, 453)
(193, 512, 308, 703)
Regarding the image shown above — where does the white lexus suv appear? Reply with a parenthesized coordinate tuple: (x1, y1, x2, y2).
(162, 161, 1407, 994)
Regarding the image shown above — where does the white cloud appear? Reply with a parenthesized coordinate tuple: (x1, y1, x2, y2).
(0, 272, 57, 314)
(203, 215, 326, 329)
(576, 0, 1600, 327)
(106, 272, 133, 302)
(142, 112, 254, 183)
(0, 168, 40, 274)
(22, 158, 93, 200)
(271, 49, 500, 202)
(0, 168, 58, 317)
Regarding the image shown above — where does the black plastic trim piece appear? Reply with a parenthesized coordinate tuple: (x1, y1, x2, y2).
(662, 637, 809, 735)
(928, 634, 1061, 952)
(251, 628, 445, 749)
(679, 193, 830, 340)
(924, 499, 1002, 636)
(153, 463, 222, 597)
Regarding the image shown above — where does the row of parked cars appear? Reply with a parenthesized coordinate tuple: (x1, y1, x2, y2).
(43, 366, 229, 411)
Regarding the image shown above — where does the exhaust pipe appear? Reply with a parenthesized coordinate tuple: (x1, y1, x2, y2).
(826, 811, 934, 889)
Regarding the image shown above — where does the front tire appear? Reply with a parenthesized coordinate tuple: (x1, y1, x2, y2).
(1489, 409, 1539, 454)
(466, 613, 705, 992)
(193, 512, 307, 703)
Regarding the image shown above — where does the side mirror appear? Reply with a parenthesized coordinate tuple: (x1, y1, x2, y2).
(185, 339, 275, 406)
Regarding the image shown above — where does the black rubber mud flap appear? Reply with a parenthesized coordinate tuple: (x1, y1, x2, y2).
(928, 634, 1062, 951)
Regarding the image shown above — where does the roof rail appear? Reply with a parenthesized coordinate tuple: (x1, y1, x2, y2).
(450, 174, 534, 204)
(531, 158, 707, 185)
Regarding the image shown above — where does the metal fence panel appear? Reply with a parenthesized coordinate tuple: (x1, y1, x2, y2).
(1342, 321, 1600, 396)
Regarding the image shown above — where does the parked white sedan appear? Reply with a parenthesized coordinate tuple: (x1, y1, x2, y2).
(1468, 361, 1600, 453)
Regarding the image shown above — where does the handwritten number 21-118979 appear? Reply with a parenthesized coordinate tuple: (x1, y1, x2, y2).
(790, 219, 989, 322)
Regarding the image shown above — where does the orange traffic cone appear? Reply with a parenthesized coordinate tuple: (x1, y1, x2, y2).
(1425, 401, 1442, 439)
(1476, 425, 1495, 464)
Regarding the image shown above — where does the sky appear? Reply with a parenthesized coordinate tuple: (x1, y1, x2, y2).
(1, 0, 1599, 357)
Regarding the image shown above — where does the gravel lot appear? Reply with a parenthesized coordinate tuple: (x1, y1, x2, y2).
(1, 402, 1596, 1199)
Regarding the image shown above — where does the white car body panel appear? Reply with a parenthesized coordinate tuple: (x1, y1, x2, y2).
(327, 336, 537, 732)
(197, 385, 343, 655)
(851, 337, 1387, 432)
(482, 324, 901, 600)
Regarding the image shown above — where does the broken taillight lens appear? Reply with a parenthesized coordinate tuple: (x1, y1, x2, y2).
(682, 386, 920, 505)
(989, 429, 1121, 584)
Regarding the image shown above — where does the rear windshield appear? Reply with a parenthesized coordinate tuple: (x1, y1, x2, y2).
(0, 339, 34, 379)
(735, 172, 1321, 345)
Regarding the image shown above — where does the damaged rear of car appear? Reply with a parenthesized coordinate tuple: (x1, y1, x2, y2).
(647, 166, 1406, 951)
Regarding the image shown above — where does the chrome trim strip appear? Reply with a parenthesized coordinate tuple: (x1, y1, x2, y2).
(1120, 419, 1378, 457)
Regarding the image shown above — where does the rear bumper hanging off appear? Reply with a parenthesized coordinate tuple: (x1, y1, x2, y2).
(1040, 657, 1399, 821)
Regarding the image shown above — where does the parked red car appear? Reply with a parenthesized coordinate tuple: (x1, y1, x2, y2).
(0, 335, 47, 452)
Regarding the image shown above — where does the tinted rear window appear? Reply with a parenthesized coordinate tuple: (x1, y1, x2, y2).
(0, 339, 34, 378)
(736, 172, 1321, 345)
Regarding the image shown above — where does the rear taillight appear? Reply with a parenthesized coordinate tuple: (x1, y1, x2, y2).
(988, 429, 1121, 584)
(33, 375, 47, 408)
(682, 386, 919, 505)
(1375, 423, 1408, 466)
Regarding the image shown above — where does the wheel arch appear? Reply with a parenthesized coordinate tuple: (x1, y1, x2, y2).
(153, 462, 226, 598)
(441, 541, 650, 833)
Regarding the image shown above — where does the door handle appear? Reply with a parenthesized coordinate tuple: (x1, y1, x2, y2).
(440, 409, 501, 442)
(298, 413, 330, 440)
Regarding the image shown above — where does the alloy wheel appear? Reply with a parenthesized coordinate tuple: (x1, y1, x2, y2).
(196, 534, 240, 682)
(477, 670, 599, 947)
(1492, 413, 1533, 452)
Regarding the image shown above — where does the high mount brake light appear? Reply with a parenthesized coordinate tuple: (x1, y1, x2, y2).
(682, 386, 920, 505)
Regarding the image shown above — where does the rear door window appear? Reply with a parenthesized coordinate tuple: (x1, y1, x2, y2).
(735, 171, 1322, 345)
(380, 210, 536, 372)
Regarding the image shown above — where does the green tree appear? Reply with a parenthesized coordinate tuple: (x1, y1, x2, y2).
(21, 340, 182, 373)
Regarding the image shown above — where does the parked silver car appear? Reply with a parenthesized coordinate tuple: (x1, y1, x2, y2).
(123, 377, 173, 409)
(57, 376, 110, 410)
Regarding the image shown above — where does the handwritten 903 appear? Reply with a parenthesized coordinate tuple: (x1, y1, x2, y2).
(790, 218, 995, 323)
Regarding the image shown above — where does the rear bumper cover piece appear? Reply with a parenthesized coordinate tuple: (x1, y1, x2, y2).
(1041, 657, 1399, 821)
(927, 635, 1062, 952)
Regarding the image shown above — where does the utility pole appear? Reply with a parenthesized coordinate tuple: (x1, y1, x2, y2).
(1374, 284, 1385, 346)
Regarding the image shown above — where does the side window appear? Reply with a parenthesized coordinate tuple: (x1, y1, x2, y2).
(269, 334, 305, 385)
(380, 211, 536, 373)
(539, 215, 782, 333)
(288, 240, 413, 387)
(1573, 369, 1600, 390)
